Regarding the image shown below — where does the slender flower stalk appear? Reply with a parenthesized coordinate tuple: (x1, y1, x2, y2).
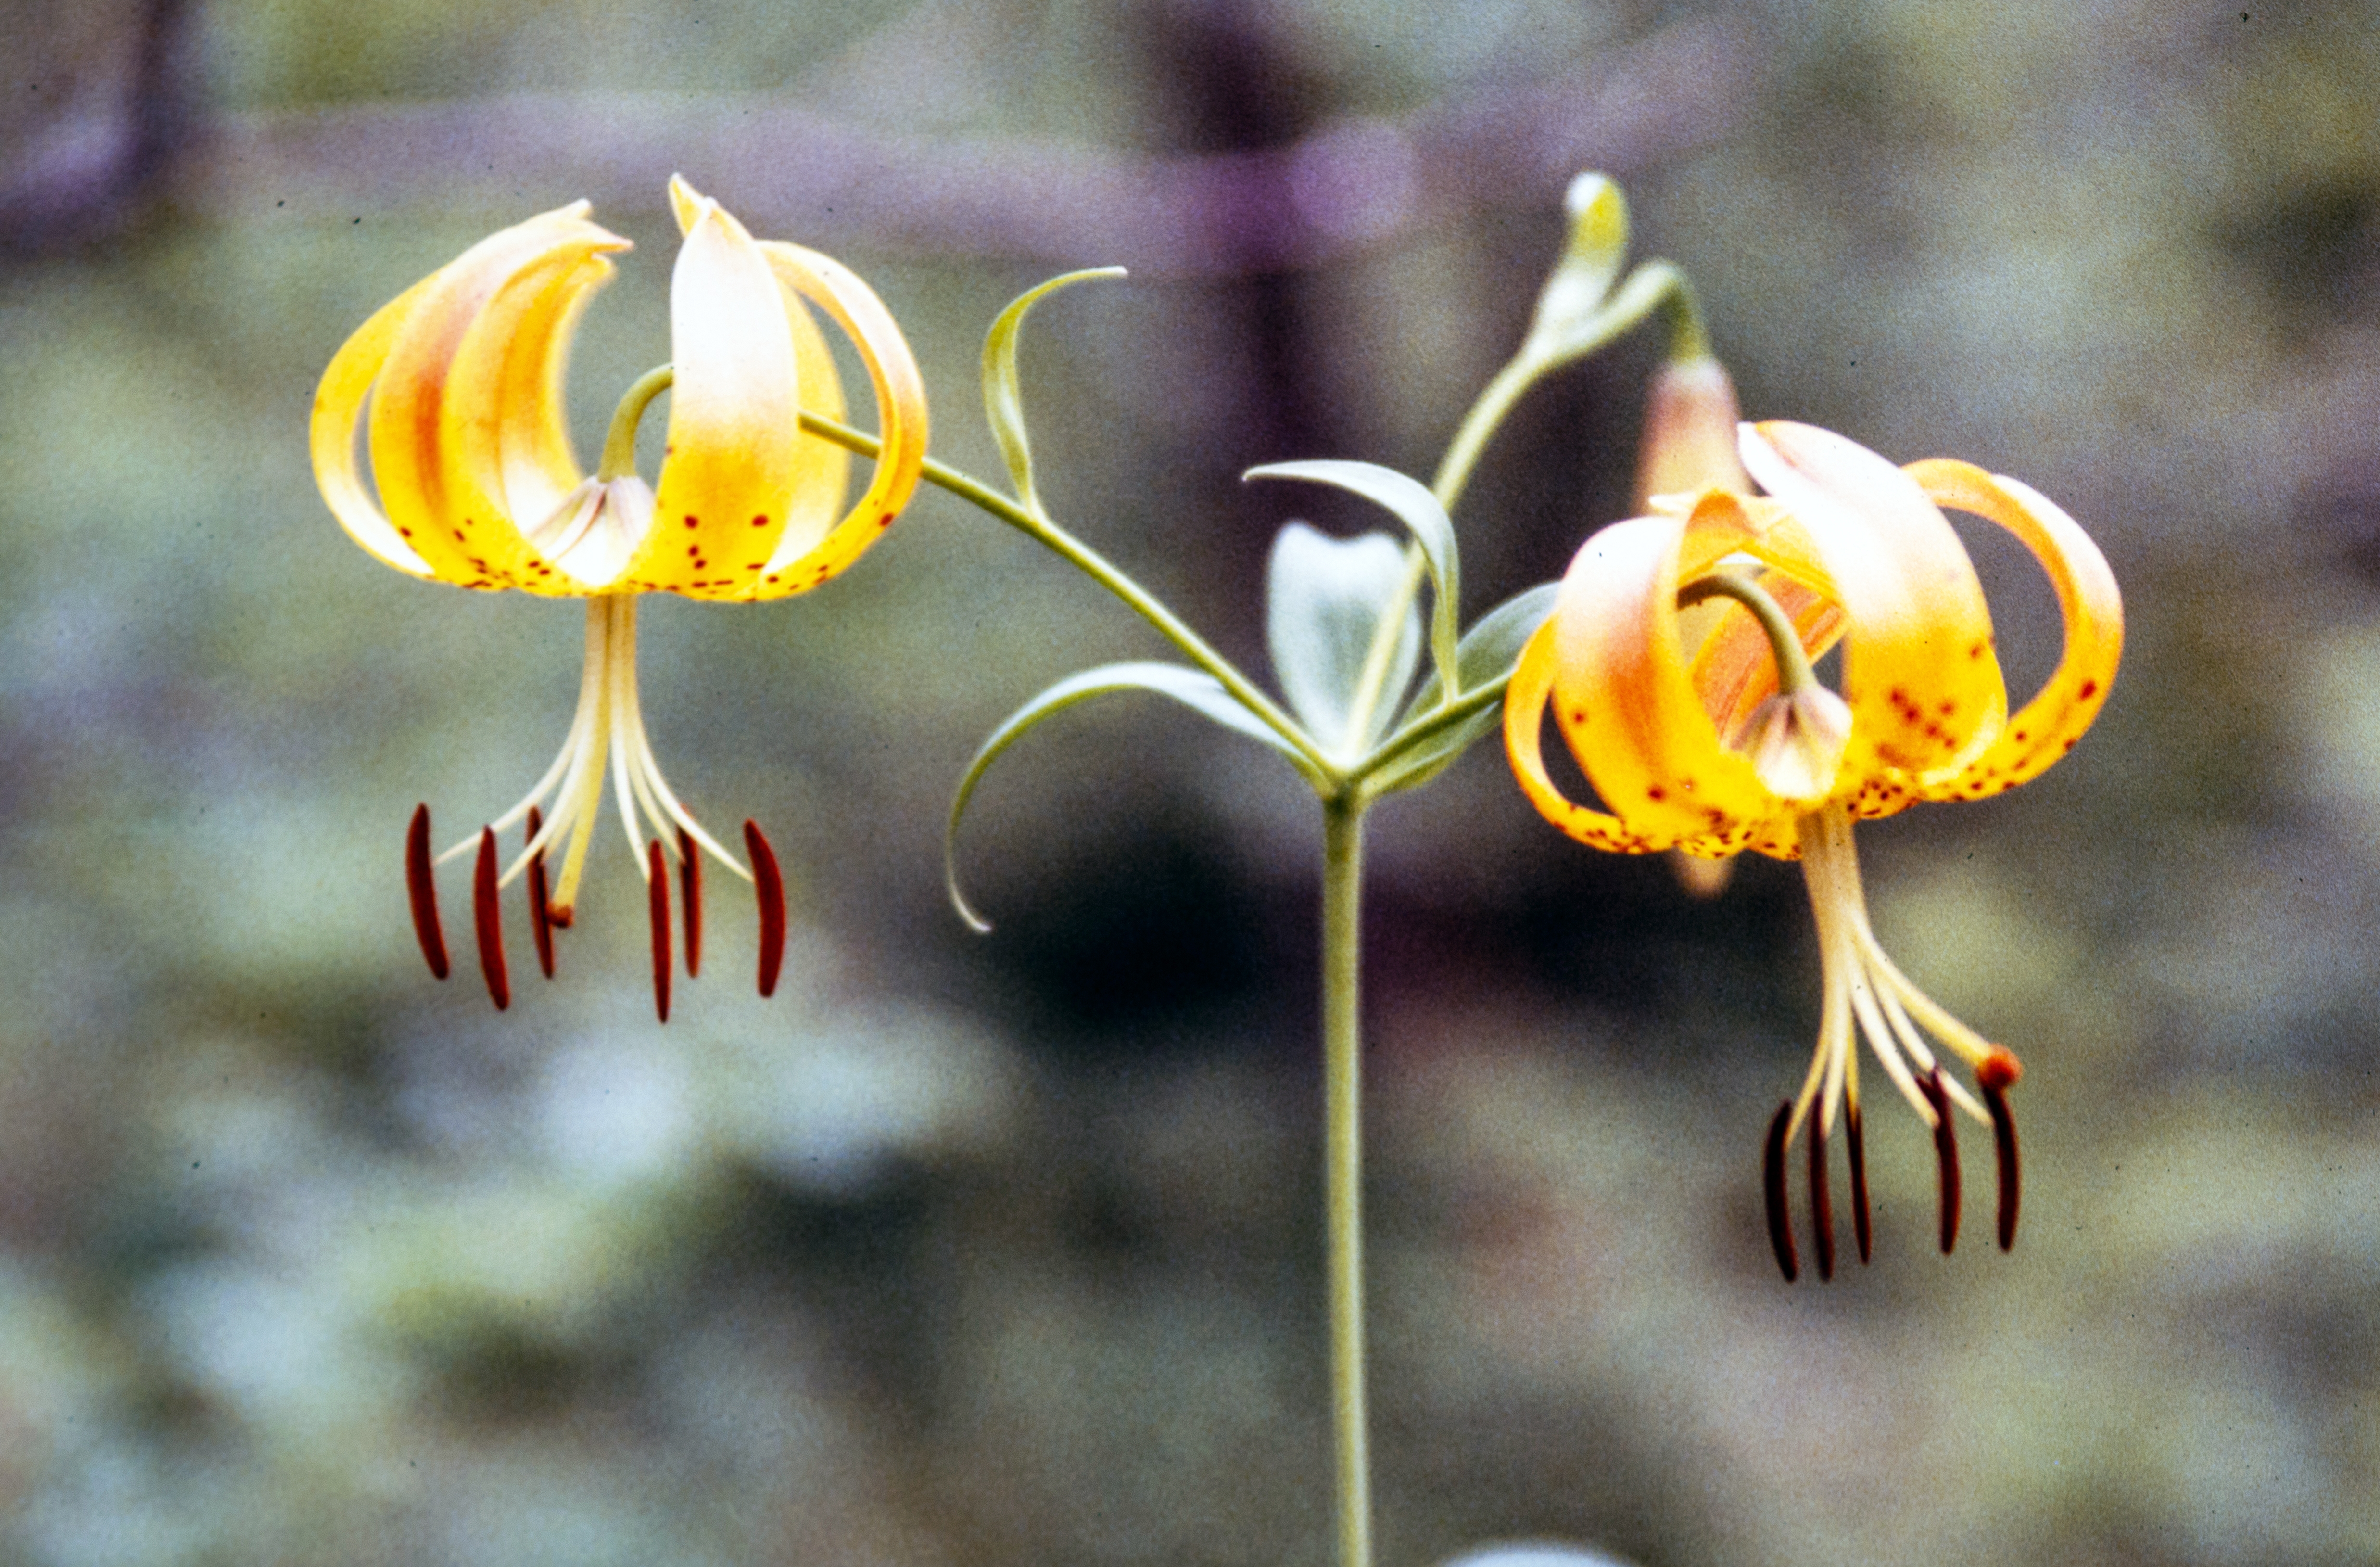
(928, 172, 1728, 1567)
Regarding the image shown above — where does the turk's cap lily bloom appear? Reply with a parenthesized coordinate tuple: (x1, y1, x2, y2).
(311, 179, 925, 1020)
(1504, 420, 2122, 1280)
(313, 176, 926, 600)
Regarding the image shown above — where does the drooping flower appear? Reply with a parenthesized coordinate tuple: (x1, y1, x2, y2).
(312, 177, 927, 1018)
(1504, 420, 2121, 1279)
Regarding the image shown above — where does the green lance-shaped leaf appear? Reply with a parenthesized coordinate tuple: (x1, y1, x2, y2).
(947, 661, 1326, 933)
(1245, 459, 1461, 702)
(1365, 581, 1560, 795)
(1265, 522, 1423, 763)
(982, 267, 1128, 512)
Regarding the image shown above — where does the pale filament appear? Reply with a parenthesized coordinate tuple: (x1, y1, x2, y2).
(437, 595, 753, 914)
(1785, 801, 1995, 1145)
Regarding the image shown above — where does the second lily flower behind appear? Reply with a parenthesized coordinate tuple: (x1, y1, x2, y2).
(1506, 421, 2121, 1280)
(313, 178, 928, 1019)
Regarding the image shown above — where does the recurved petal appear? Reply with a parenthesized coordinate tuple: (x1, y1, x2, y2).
(1741, 422, 2006, 787)
(745, 239, 930, 599)
(312, 271, 440, 579)
(1546, 512, 1784, 850)
(758, 275, 850, 575)
(441, 242, 620, 593)
(634, 181, 803, 599)
(365, 202, 627, 590)
(1502, 622, 1653, 852)
(1905, 459, 2122, 799)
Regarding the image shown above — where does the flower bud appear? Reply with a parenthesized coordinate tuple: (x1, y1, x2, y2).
(1633, 354, 1748, 509)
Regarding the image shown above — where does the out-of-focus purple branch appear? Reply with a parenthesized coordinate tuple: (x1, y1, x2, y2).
(1, 0, 195, 254)
(183, 17, 1749, 275)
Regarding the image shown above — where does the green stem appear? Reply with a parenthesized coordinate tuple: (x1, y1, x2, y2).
(600, 366, 676, 482)
(1341, 259, 1710, 743)
(1354, 671, 1514, 788)
(1430, 356, 1539, 517)
(797, 409, 1342, 786)
(1320, 790, 1372, 1567)
(1676, 569, 1819, 694)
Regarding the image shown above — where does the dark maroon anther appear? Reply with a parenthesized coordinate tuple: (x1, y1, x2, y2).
(472, 827, 509, 1010)
(1808, 1111, 1835, 1282)
(678, 826, 702, 978)
(1918, 1069, 1960, 1254)
(1763, 1101, 1798, 1283)
(646, 839, 672, 1023)
(746, 820, 786, 999)
(1978, 1054, 2021, 1251)
(1847, 1103, 1872, 1265)
(405, 803, 450, 981)
(525, 806, 555, 980)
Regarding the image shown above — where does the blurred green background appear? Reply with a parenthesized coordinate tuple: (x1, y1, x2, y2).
(4, 1, 2378, 1564)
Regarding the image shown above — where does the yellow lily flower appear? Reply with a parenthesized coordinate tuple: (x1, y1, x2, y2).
(1504, 420, 2121, 1280)
(312, 177, 928, 1019)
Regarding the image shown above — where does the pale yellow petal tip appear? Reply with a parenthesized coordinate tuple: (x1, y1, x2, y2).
(668, 175, 709, 236)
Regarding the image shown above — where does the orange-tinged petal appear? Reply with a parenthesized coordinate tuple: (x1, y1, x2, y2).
(1905, 459, 2122, 799)
(746, 240, 928, 599)
(440, 243, 619, 593)
(1690, 570, 1844, 744)
(1502, 621, 1647, 852)
(367, 203, 626, 591)
(632, 182, 803, 599)
(312, 271, 439, 579)
(1548, 512, 1785, 849)
(1742, 422, 2006, 787)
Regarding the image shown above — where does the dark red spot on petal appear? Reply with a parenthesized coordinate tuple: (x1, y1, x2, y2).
(2077, 679, 2099, 699)
(1763, 1102, 1798, 1283)
(684, 515, 700, 529)
(747, 820, 786, 999)
(751, 514, 769, 527)
(405, 804, 450, 981)
(473, 828, 509, 1010)
(1646, 785, 1667, 802)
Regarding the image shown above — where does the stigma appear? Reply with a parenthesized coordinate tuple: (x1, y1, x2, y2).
(401, 593, 788, 1019)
